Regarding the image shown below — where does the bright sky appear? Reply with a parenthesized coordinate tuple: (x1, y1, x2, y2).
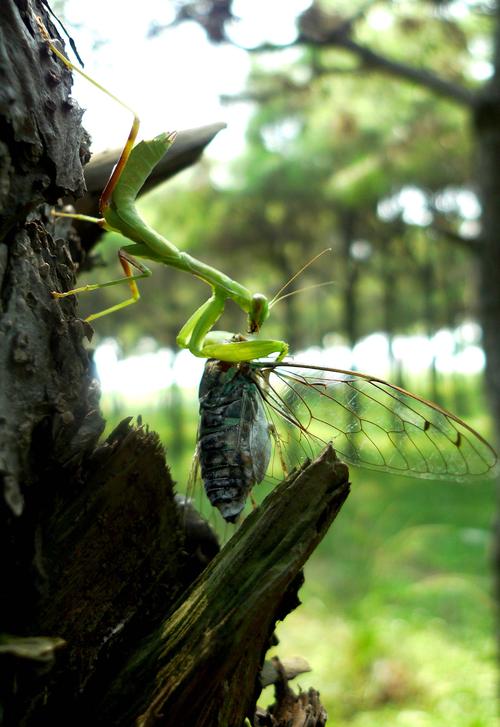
(61, 0, 492, 159)
(63, 0, 311, 162)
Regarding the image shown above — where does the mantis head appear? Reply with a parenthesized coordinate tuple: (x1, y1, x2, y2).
(248, 294, 269, 333)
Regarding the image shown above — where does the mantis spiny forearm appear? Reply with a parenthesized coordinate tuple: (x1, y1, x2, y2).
(37, 18, 288, 362)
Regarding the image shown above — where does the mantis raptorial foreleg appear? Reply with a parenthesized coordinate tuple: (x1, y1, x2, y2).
(37, 18, 288, 363)
(176, 292, 288, 361)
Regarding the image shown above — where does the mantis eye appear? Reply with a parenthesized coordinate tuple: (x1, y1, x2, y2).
(248, 294, 269, 333)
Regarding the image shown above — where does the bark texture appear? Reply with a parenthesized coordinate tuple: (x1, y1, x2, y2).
(0, 0, 103, 628)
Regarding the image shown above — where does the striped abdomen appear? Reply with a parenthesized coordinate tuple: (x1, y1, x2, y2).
(198, 360, 271, 522)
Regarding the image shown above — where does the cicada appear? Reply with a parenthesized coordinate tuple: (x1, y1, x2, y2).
(197, 359, 497, 522)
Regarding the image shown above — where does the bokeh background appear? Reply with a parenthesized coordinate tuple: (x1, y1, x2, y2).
(53, 1, 498, 724)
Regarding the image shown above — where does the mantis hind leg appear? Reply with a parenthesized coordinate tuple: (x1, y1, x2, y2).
(52, 209, 106, 226)
(51, 248, 152, 322)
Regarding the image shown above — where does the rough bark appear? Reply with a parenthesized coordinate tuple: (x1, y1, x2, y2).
(0, 0, 103, 622)
(0, 0, 89, 237)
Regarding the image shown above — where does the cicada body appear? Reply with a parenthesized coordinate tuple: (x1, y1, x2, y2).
(197, 359, 498, 522)
(197, 359, 272, 522)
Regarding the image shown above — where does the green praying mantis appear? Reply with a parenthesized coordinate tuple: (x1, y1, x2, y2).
(38, 19, 290, 364)
(36, 18, 498, 511)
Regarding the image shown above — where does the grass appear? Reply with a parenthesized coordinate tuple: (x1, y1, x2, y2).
(263, 468, 497, 726)
(99, 380, 498, 726)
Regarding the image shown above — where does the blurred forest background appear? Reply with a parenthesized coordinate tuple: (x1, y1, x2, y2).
(54, 0, 498, 724)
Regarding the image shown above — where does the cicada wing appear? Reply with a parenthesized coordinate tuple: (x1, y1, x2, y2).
(244, 386, 273, 482)
(257, 364, 497, 480)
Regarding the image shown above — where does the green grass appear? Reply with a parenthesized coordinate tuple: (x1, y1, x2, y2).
(100, 386, 498, 726)
(262, 468, 497, 725)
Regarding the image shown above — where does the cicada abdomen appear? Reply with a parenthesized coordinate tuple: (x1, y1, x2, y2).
(197, 359, 272, 522)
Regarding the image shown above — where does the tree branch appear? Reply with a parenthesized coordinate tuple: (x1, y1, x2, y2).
(237, 0, 476, 108)
(428, 221, 483, 253)
(244, 33, 475, 107)
(334, 35, 476, 107)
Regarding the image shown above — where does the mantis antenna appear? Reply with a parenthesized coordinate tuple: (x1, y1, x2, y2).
(269, 248, 333, 308)
(271, 280, 337, 305)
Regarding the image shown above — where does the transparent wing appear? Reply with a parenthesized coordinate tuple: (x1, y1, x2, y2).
(256, 363, 497, 480)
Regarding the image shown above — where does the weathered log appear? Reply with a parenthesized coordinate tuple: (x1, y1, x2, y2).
(256, 657, 327, 727)
(116, 446, 349, 727)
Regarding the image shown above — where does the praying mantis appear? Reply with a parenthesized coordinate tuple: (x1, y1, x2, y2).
(38, 20, 288, 364)
(38, 19, 497, 523)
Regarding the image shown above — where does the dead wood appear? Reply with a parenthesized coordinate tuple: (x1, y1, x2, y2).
(255, 656, 327, 727)
(130, 446, 349, 727)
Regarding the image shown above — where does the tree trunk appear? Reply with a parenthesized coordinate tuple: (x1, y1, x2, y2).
(0, 3, 349, 724)
(476, 12, 500, 439)
(379, 233, 404, 388)
(474, 2, 500, 643)
(339, 209, 359, 356)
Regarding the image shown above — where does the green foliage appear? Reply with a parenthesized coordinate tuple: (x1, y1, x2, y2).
(269, 463, 497, 726)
